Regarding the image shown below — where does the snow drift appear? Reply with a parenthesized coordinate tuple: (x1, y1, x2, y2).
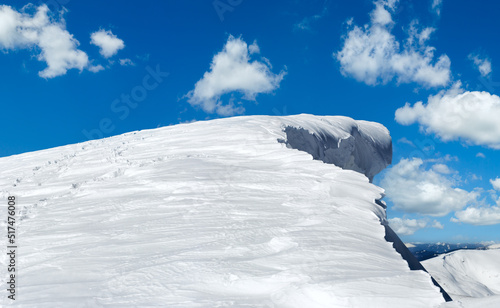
(279, 115, 392, 182)
(423, 247, 500, 307)
(0, 114, 448, 307)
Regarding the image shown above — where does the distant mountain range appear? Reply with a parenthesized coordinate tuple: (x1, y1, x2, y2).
(407, 243, 489, 261)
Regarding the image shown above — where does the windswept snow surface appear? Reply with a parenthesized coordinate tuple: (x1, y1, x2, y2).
(0, 115, 446, 307)
(423, 248, 500, 307)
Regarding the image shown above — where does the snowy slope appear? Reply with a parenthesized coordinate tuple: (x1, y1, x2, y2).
(423, 248, 500, 307)
(1, 114, 446, 307)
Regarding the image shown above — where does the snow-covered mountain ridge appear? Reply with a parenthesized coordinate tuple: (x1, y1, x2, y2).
(423, 247, 500, 307)
(0, 115, 449, 307)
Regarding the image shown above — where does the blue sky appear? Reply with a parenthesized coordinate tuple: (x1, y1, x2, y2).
(1, 0, 500, 243)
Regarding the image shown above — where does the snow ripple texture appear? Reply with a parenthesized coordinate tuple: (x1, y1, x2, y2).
(0, 114, 446, 307)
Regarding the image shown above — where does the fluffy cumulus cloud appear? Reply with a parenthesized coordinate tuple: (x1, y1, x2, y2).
(389, 217, 443, 236)
(468, 54, 492, 77)
(452, 206, 500, 225)
(336, 0, 451, 87)
(432, 220, 444, 229)
(389, 217, 444, 235)
(0, 4, 98, 78)
(384, 159, 500, 226)
(389, 218, 427, 235)
(380, 158, 477, 216)
(491, 178, 500, 191)
(90, 29, 125, 58)
(87, 63, 104, 73)
(449, 178, 500, 225)
(248, 40, 260, 54)
(432, 163, 453, 174)
(186, 35, 286, 116)
(395, 82, 500, 149)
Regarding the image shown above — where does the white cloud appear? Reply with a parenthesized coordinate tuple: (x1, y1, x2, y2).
(443, 154, 459, 162)
(468, 54, 492, 77)
(0, 4, 95, 78)
(248, 40, 260, 55)
(432, 163, 453, 174)
(90, 29, 124, 58)
(395, 82, 500, 149)
(215, 100, 245, 116)
(389, 218, 427, 235)
(397, 137, 415, 147)
(432, 220, 444, 229)
(380, 158, 477, 216)
(470, 174, 482, 181)
(427, 154, 459, 163)
(476, 152, 486, 158)
(371, 0, 395, 25)
(87, 64, 104, 72)
(388, 217, 443, 235)
(386, 160, 500, 226)
(186, 35, 286, 116)
(491, 178, 500, 191)
(119, 58, 135, 66)
(336, 0, 451, 87)
(452, 206, 500, 225)
(431, 0, 443, 16)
